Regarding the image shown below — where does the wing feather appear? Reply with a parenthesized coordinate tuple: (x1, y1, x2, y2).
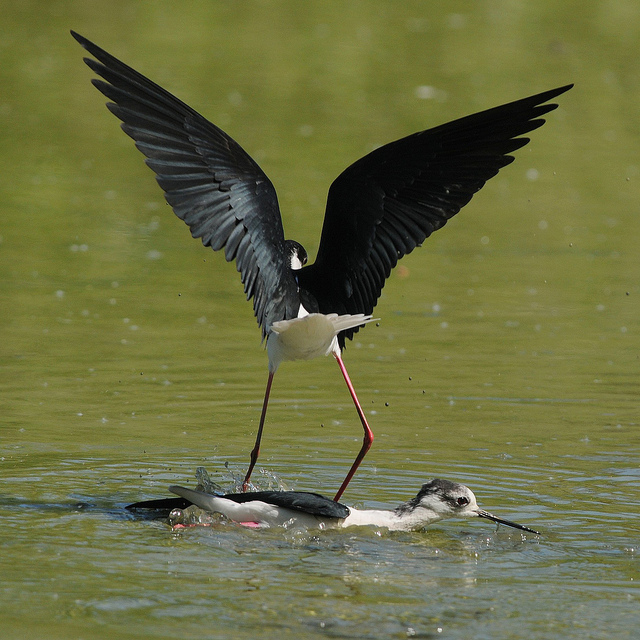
(298, 84, 572, 343)
(72, 31, 299, 336)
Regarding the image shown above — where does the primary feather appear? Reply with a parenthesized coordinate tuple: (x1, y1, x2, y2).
(298, 85, 572, 344)
(72, 30, 298, 338)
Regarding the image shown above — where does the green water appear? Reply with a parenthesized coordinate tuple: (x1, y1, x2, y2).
(1, 2, 638, 639)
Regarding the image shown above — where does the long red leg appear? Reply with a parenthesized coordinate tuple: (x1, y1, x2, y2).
(243, 370, 275, 491)
(332, 352, 374, 502)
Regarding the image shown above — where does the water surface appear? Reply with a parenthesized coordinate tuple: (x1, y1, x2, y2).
(1, 3, 638, 639)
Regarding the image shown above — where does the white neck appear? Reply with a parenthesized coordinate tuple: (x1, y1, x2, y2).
(340, 506, 442, 531)
(290, 254, 305, 271)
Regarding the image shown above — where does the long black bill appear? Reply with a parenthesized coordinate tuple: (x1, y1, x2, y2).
(476, 509, 540, 535)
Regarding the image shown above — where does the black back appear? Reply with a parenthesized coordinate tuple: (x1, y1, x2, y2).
(223, 490, 350, 519)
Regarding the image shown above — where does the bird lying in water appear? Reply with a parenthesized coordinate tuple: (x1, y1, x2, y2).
(128, 478, 539, 533)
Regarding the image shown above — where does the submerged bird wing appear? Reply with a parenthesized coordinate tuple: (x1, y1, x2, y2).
(222, 490, 351, 519)
(169, 486, 350, 521)
(298, 84, 573, 343)
(126, 496, 192, 513)
(72, 31, 298, 337)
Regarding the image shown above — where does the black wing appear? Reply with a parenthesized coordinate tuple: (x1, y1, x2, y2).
(298, 84, 573, 343)
(72, 31, 299, 337)
(224, 490, 350, 519)
(125, 496, 192, 518)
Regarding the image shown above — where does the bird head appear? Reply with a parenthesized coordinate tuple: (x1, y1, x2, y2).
(397, 478, 479, 520)
(397, 478, 539, 533)
(285, 240, 308, 271)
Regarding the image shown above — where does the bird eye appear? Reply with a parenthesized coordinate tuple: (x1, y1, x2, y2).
(457, 497, 469, 506)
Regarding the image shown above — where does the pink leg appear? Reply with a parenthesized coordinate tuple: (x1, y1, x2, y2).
(332, 352, 374, 502)
(243, 370, 275, 491)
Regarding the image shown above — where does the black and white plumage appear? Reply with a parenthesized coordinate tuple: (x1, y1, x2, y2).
(126, 479, 538, 533)
(72, 31, 571, 501)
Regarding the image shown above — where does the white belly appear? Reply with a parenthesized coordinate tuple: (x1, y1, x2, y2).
(267, 312, 375, 371)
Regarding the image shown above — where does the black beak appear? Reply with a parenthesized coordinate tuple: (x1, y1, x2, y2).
(475, 509, 540, 535)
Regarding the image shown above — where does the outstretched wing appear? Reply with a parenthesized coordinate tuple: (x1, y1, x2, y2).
(298, 84, 572, 343)
(72, 31, 299, 337)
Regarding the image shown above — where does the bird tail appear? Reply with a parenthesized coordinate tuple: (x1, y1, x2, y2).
(327, 313, 377, 334)
(270, 312, 376, 336)
(267, 312, 378, 366)
(170, 485, 223, 511)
